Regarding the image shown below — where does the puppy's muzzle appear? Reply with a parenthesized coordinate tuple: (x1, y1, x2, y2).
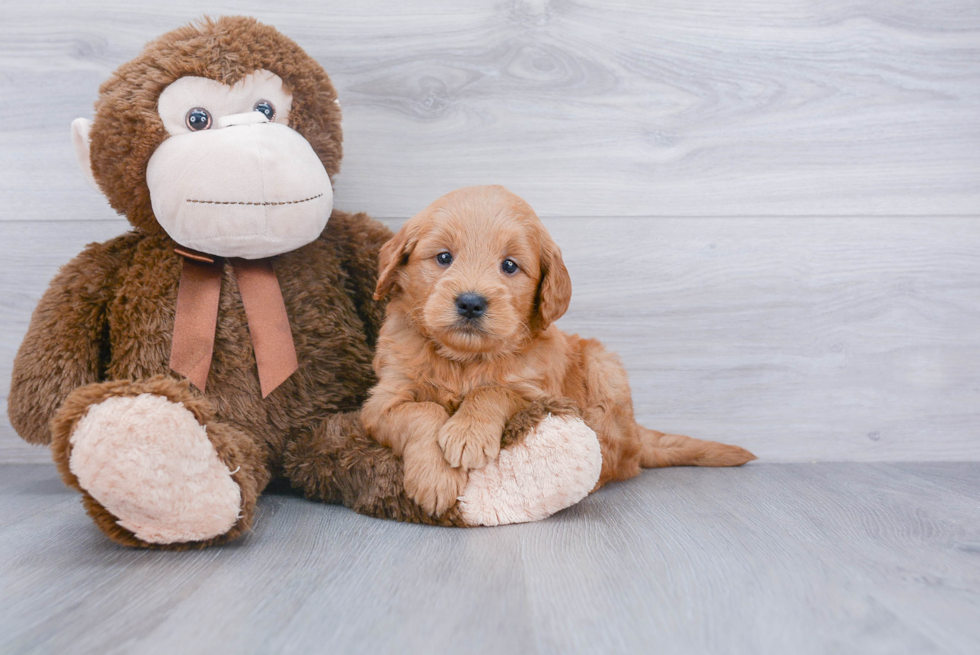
(455, 292, 487, 320)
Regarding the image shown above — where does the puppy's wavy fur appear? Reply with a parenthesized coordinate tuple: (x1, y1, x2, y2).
(362, 185, 756, 515)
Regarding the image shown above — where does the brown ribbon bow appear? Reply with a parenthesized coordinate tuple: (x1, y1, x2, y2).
(169, 247, 298, 398)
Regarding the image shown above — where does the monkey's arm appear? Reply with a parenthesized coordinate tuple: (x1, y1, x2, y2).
(8, 233, 138, 444)
(321, 209, 393, 349)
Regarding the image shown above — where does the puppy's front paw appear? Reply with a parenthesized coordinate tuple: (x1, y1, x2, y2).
(403, 452, 467, 516)
(438, 415, 502, 470)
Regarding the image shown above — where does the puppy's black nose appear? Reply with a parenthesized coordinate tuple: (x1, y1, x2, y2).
(456, 293, 487, 319)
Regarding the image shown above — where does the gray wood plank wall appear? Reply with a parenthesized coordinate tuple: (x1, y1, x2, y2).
(1, 1, 978, 463)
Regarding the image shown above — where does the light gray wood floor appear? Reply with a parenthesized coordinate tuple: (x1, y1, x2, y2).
(2, 462, 978, 655)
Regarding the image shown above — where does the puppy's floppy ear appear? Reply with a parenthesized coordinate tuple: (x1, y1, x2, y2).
(532, 230, 572, 331)
(374, 219, 420, 300)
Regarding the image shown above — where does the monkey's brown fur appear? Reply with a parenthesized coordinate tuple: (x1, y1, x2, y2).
(9, 17, 529, 548)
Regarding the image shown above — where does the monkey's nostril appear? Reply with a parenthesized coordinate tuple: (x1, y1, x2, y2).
(455, 293, 487, 319)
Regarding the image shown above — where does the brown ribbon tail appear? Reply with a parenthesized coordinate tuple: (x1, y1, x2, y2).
(233, 258, 299, 398)
(170, 257, 223, 392)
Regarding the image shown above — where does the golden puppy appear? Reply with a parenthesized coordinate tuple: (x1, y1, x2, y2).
(362, 185, 755, 516)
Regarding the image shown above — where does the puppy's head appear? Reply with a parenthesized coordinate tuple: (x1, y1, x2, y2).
(375, 185, 571, 359)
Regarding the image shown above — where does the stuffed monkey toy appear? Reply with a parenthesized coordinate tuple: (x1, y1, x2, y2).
(7, 17, 602, 549)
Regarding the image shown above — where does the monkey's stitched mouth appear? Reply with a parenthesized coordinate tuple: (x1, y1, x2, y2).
(185, 193, 323, 206)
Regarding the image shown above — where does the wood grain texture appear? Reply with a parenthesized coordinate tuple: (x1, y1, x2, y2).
(1, 2, 978, 463)
(2, 6, 976, 651)
(0, 462, 978, 654)
(1, 0, 979, 219)
(1, 217, 978, 464)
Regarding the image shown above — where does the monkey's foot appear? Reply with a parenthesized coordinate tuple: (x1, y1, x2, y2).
(67, 393, 242, 544)
(457, 414, 601, 526)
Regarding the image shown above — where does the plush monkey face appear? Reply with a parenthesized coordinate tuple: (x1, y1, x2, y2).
(143, 70, 332, 257)
(71, 17, 343, 259)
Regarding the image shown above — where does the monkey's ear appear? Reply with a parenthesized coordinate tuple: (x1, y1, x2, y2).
(532, 230, 572, 332)
(374, 219, 421, 300)
(71, 118, 99, 192)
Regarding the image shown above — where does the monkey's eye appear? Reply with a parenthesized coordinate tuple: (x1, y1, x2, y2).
(185, 108, 212, 131)
(501, 259, 519, 275)
(253, 100, 276, 121)
(436, 252, 454, 267)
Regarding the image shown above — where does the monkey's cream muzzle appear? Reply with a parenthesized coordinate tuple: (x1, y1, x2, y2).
(146, 112, 333, 259)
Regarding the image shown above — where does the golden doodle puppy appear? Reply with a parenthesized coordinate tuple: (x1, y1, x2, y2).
(362, 185, 756, 516)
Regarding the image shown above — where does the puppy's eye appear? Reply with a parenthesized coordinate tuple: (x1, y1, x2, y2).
(501, 259, 519, 275)
(436, 252, 454, 267)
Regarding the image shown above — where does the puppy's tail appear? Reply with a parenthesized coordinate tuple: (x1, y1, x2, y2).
(638, 426, 756, 468)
